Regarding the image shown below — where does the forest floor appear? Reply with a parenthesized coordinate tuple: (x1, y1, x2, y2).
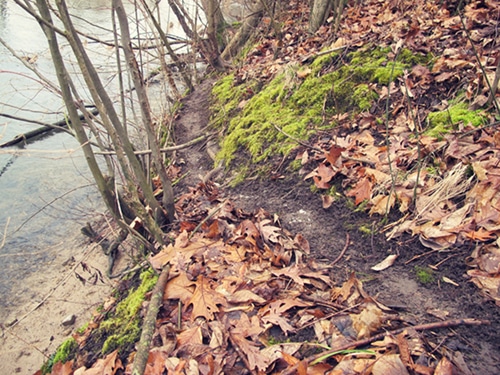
(172, 78, 500, 374)
(2, 0, 500, 374)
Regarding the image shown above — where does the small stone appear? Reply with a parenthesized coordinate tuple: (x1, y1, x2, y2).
(61, 314, 76, 326)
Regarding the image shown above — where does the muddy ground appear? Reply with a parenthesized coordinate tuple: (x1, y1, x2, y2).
(173, 79, 500, 374)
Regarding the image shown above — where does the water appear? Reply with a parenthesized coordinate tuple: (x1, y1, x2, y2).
(0, 0, 192, 319)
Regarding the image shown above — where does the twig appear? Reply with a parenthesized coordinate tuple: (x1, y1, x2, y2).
(131, 263, 171, 375)
(93, 134, 208, 155)
(405, 249, 440, 265)
(331, 233, 350, 266)
(280, 318, 490, 375)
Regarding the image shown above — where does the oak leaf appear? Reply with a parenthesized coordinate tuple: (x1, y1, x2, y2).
(346, 176, 373, 205)
(163, 271, 194, 304)
(188, 275, 226, 320)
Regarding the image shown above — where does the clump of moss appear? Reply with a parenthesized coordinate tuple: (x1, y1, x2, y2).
(414, 266, 435, 285)
(211, 45, 429, 171)
(425, 102, 488, 138)
(41, 338, 77, 374)
(98, 268, 158, 355)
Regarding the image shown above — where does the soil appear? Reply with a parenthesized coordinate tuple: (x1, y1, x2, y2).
(0, 233, 119, 375)
(173, 79, 500, 374)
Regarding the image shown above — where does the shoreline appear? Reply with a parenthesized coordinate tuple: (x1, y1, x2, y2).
(0, 234, 116, 375)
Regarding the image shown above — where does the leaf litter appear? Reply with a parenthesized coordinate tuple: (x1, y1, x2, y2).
(56, 182, 488, 375)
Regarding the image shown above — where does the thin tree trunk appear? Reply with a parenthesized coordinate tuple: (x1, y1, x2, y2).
(114, 0, 176, 224)
(309, 0, 333, 34)
(55, 0, 166, 244)
(35, 0, 120, 221)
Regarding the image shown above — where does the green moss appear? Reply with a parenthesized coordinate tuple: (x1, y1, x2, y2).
(425, 102, 488, 138)
(414, 266, 434, 285)
(99, 268, 158, 355)
(211, 45, 428, 169)
(353, 84, 378, 111)
(41, 338, 77, 374)
(288, 159, 302, 171)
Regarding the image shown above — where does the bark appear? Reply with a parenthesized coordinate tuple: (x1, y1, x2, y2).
(221, 9, 264, 61)
(309, 0, 333, 34)
(204, 0, 226, 70)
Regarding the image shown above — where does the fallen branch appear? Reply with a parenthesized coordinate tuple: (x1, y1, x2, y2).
(93, 134, 209, 155)
(0, 108, 99, 147)
(280, 318, 490, 375)
(131, 264, 171, 375)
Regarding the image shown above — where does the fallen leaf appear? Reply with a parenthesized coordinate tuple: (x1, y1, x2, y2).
(372, 354, 410, 375)
(346, 176, 373, 205)
(188, 275, 226, 320)
(350, 303, 383, 339)
(163, 271, 195, 304)
(78, 350, 123, 375)
(371, 254, 398, 271)
(442, 276, 459, 286)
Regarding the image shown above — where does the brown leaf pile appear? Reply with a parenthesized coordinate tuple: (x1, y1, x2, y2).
(56, 183, 486, 375)
(235, 0, 500, 303)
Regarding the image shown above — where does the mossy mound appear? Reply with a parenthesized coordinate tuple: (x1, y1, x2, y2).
(98, 269, 158, 355)
(211, 45, 429, 175)
(41, 338, 78, 374)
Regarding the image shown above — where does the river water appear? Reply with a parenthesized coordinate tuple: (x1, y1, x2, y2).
(0, 0, 190, 320)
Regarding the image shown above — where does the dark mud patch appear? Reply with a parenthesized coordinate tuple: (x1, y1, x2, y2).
(231, 176, 500, 374)
(173, 80, 500, 374)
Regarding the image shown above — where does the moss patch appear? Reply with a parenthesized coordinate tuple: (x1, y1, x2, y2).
(425, 102, 488, 138)
(41, 338, 77, 374)
(98, 268, 158, 355)
(414, 266, 435, 285)
(210, 45, 429, 174)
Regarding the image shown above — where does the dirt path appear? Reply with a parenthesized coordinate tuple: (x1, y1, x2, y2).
(174, 79, 500, 374)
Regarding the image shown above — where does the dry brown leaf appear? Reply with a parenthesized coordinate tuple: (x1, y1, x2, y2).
(77, 350, 123, 375)
(371, 354, 410, 375)
(313, 163, 337, 189)
(50, 361, 74, 375)
(371, 254, 398, 271)
(230, 333, 270, 371)
(434, 356, 454, 375)
(259, 299, 309, 335)
(350, 303, 383, 339)
(346, 176, 373, 205)
(188, 275, 226, 320)
(177, 326, 203, 348)
(143, 350, 169, 375)
(164, 272, 195, 304)
(227, 289, 267, 304)
(321, 194, 335, 209)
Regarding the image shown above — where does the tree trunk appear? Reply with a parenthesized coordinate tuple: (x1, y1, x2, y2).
(114, 0, 176, 224)
(54, 0, 167, 244)
(35, 0, 120, 222)
(309, 0, 332, 34)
